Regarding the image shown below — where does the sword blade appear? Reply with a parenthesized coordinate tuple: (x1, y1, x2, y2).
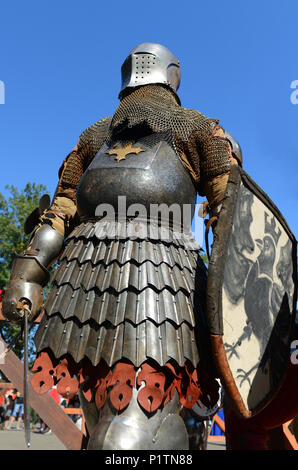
(23, 311, 30, 448)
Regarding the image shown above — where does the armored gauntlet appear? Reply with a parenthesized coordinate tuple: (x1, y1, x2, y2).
(2, 225, 64, 323)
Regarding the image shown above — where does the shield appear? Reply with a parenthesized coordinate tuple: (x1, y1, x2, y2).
(206, 165, 297, 418)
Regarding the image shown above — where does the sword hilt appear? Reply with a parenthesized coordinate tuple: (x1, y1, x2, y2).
(16, 299, 31, 317)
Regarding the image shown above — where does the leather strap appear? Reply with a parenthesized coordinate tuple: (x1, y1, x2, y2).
(205, 216, 218, 260)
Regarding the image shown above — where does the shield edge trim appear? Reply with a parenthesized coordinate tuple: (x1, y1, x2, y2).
(206, 165, 297, 419)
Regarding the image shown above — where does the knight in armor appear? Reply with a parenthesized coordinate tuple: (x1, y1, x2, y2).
(2, 43, 242, 450)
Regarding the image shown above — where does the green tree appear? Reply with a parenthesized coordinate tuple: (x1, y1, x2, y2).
(200, 252, 209, 265)
(0, 183, 48, 360)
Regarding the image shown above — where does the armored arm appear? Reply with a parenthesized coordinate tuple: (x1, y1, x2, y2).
(2, 142, 84, 323)
(3, 226, 64, 323)
(199, 125, 242, 219)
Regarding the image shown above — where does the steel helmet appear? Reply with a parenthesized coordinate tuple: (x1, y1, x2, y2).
(119, 42, 181, 99)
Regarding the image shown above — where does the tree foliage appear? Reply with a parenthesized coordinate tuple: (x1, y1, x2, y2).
(0, 183, 48, 360)
(200, 252, 208, 265)
(0, 183, 48, 286)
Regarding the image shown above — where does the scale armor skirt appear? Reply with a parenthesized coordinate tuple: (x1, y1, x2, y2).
(32, 220, 216, 413)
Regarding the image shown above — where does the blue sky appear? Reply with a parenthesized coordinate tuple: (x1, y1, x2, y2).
(0, 0, 297, 241)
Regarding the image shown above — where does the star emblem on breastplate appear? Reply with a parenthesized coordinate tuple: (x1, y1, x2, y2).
(106, 144, 145, 162)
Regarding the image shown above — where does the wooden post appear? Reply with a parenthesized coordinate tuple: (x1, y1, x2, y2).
(0, 338, 84, 450)
(207, 413, 226, 443)
(283, 421, 298, 450)
(63, 408, 86, 435)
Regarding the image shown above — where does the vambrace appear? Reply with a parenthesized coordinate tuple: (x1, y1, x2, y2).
(25, 224, 65, 269)
(2, 225, 64, 323)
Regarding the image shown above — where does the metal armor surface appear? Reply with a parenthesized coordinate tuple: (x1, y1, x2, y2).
(34, 218, 204, 368)
(76, 134, 197, 225)
(108, 86, 232, 186)
(33, 123, 215, 448)
(2, 225, 64, 323)
(119, 43, 181, 99)
(86, 388, 188, 450)
(27, 224, 64, 268)
(34, 133, 204, 371)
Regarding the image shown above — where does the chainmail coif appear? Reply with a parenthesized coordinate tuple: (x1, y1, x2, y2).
(109, 85, 218, 140)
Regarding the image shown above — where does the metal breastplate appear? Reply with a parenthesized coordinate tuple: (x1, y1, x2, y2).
(76, 136, 197, 228)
